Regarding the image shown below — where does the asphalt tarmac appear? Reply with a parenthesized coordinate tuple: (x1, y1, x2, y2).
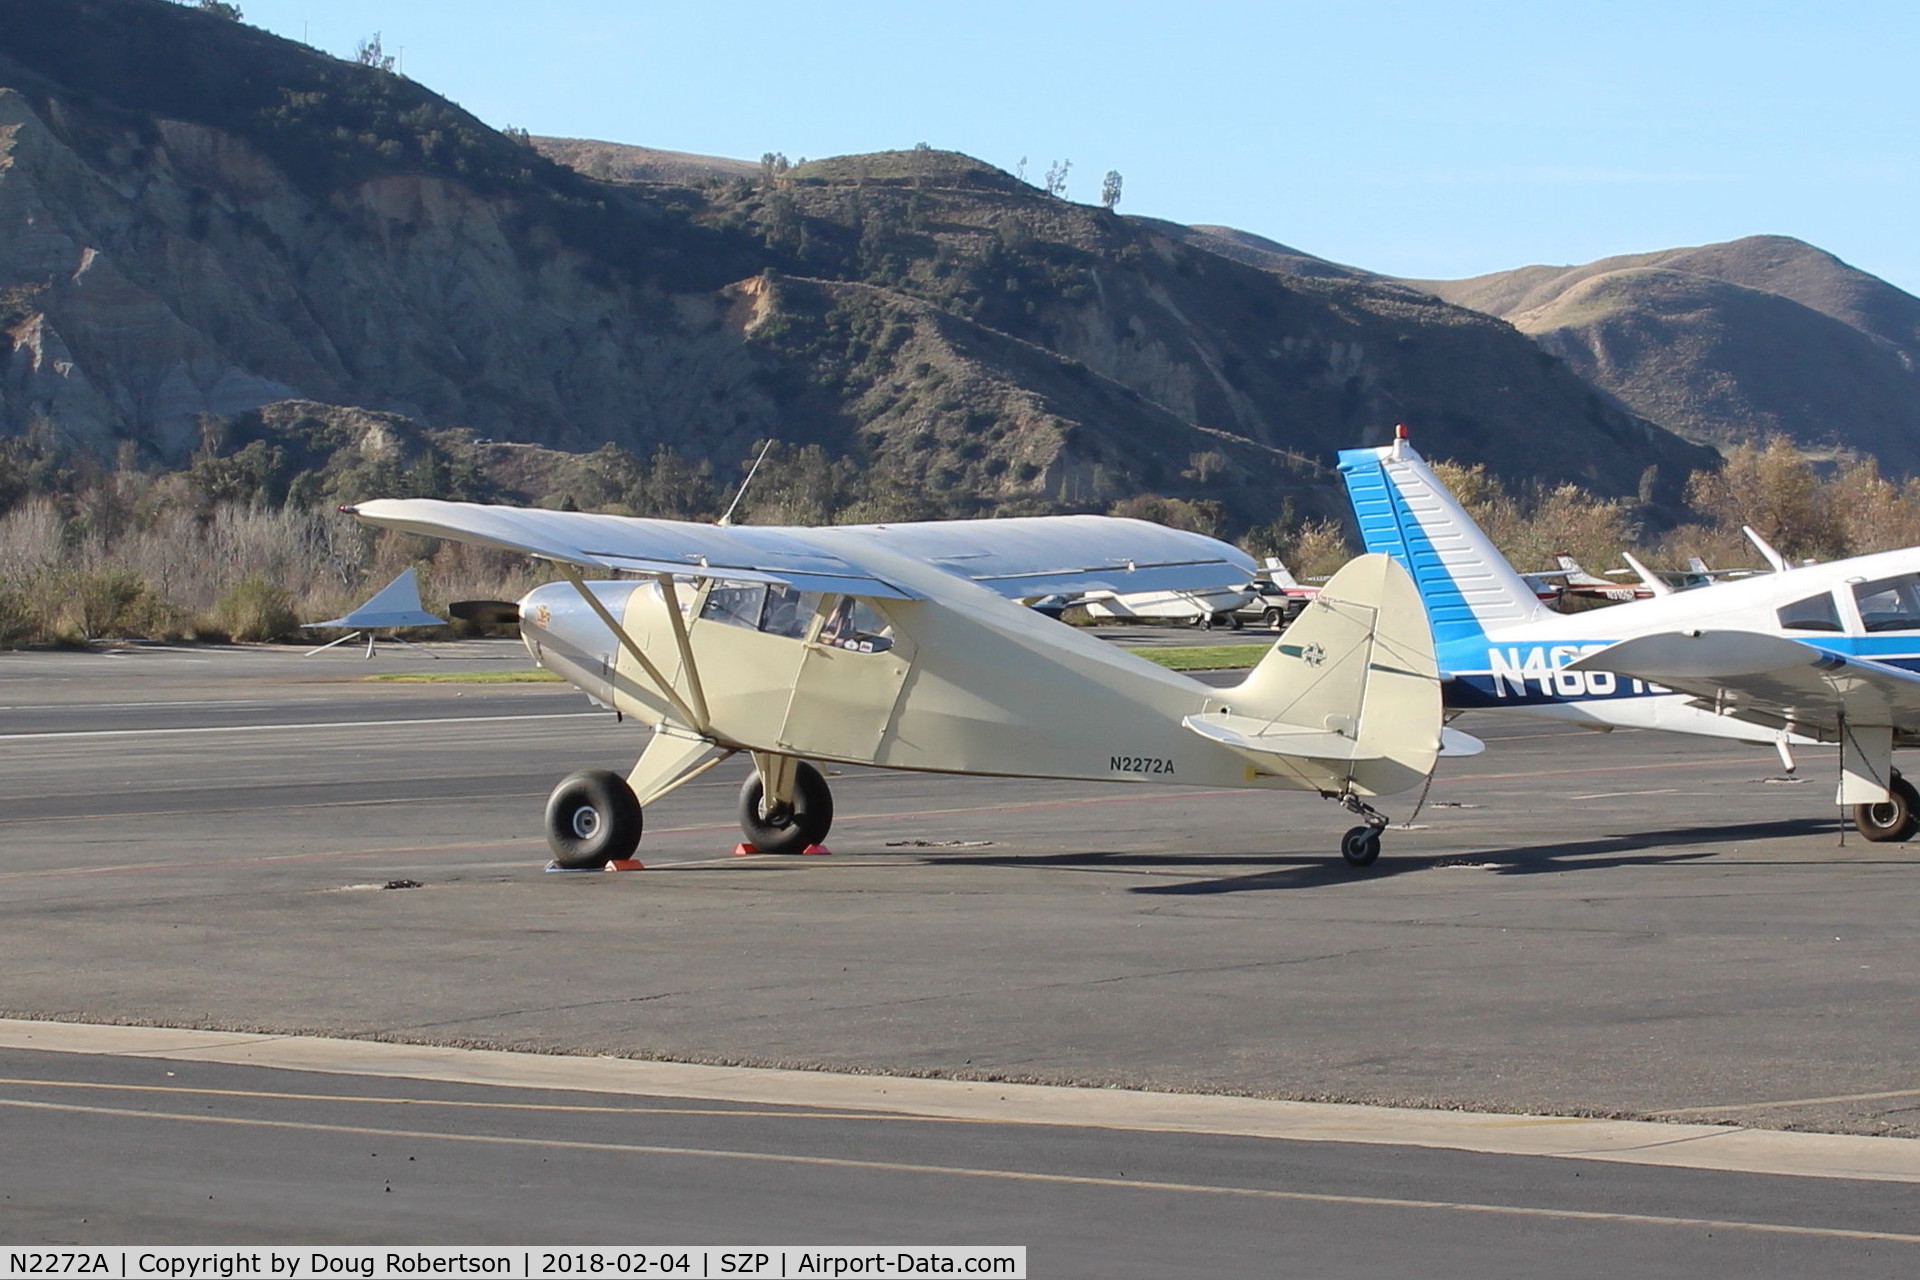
(2, 638, 1919, 1256)
(3, 1038, 1916, 1274)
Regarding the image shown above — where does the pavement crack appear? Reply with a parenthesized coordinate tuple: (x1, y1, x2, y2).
(396, 992, 687, 1030)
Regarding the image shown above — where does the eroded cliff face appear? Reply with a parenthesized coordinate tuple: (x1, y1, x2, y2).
(0, 87, 785, 466)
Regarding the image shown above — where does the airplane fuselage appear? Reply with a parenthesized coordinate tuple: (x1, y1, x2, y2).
(518, 545, 1424, 798)
(1441, 548, 1920, 744)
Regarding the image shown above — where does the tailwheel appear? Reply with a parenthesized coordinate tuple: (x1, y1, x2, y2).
(1853, 769, 1920, 843)
(1336, 790, 1387, 868)
(1340, 826, 1382, 868)
(738, 760, 834, 856)
(545, 769, 643, 868)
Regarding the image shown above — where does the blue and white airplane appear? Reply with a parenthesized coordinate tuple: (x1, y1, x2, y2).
(1339, 428, 1920, 842)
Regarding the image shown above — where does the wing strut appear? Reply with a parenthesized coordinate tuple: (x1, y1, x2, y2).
(556, 564, 709, 734)
(651, 573, 711, 728)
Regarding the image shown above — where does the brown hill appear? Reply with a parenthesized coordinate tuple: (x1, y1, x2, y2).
(1409, 236, 1920, 471)
(0, 0, 1713, 530)
(529, 137, 756, 185)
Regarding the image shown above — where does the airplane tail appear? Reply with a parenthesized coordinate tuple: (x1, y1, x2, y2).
(1183, 553, 1444, 797)
(1337, 431, 1549, 646)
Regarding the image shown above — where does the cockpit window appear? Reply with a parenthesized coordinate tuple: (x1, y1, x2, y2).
(701, 581, 767, 630)
(760, 585, 822, 639)
(699, 581, 822, 637)
(1853, 574, 1920, 632)
(1777, 591, 1843, 632)
(818, 596, 895, 653)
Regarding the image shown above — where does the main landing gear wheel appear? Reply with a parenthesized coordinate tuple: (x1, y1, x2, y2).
(545, 769, 643, 868)
(738, 761, 834, 856)
(1340, 826, 1382, 868)
(1853, 769, 1920, 843)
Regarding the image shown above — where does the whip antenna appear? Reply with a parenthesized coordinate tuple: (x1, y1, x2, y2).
(718, 439, 776, 527)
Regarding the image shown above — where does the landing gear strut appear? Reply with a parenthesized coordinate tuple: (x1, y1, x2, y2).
(1337, 791, 1388, 868)
(1853, 768, 1920, 843)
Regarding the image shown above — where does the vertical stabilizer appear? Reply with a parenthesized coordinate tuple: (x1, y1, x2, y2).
(1337, 432, 1548, 645)
(1186, 553, 1441, 798)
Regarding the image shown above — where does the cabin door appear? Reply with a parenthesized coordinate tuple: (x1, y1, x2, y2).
(779, 596, 915, 763)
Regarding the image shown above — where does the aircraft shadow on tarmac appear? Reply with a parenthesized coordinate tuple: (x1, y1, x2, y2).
(920, 817, 1841, 896)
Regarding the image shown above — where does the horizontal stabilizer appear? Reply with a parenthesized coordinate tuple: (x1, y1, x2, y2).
(1181, 712, 1383, 762)
(1440, 726, 1485, 757)
(305, 568, 444, 630)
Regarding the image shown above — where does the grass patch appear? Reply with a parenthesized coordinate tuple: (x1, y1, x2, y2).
(1136, 644, 1266, 671)
(364, 669, 563, 683)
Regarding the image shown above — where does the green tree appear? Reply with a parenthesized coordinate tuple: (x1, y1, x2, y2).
(355, 32, 396, 72)
(1100, 170, 1123, 209)
(1686, 437, 1847, 560)
(196, 1, 244, 18)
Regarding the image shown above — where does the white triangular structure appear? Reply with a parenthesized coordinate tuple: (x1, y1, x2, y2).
(304, 568, 445, 658)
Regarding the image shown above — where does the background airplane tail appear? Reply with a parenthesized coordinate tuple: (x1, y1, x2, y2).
(1184, 553, 1442, 797)
(1337, 432, 1548, 646)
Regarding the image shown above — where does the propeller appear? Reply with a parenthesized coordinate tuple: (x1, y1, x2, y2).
(449, 599, 521, 626)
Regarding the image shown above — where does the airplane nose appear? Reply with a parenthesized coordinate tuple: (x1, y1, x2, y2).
(518, 579, 647, 702)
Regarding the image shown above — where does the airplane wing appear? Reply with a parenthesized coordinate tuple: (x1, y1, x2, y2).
(822, 515, 1256, 599)
(346, 502, 1256, 602)
(1569, 631, 1920, 736)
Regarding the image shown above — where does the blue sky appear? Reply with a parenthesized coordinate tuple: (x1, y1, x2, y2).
(232, 0, 1920, 293)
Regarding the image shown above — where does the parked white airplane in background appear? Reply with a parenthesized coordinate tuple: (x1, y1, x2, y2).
(347, 502, 1457, 868)
(1341, 428, 1920, 842)
(303, 567, 446, 658)
(1077, 582, 1256, 629)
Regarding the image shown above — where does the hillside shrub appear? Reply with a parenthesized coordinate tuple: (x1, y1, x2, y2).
(209, 577, 299, 642)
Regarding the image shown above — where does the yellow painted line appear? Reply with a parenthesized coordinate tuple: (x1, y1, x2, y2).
(4, 1021, 1920, 1184)
(5, 1096, 1917, 1246)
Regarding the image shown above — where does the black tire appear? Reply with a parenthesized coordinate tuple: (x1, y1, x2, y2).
(545, 769, 643, 868)
(1854, 770, 1920, 843)
(1263, 607, 1283, 630)
(1340, 826, 1382, 868)
(738, 761, 834, 855)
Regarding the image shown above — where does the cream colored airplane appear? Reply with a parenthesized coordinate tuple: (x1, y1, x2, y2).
(347, 501, 1459, 869)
